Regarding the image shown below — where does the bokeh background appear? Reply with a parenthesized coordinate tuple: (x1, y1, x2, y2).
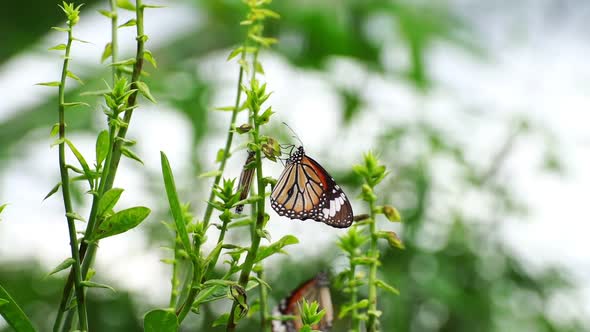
(1, 0, 589, 331)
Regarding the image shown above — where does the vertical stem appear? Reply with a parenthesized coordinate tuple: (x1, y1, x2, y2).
(227, 77, 265, 332)
(174, 51, 247, 321)
(350, 259, 360, 332)
(57, 23, 89, 332)
(169, 237, 180, 308)
(366, 200, 378, 332)
(55, 1, 144, 330)
(109, 0, 119, 82)
(257, 267, 269, 331)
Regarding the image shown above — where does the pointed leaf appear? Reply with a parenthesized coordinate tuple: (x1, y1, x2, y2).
(95, 130, 109, 166)
(97, 188, 124, 217)
(101, 42, 112, 63)
(47, 258, 75, 276)
(144, 309, 178, 332)
(98, 9, 114, 18)
(94, 206, 151, 240)
(121, 146, 144, 164)
(66, 70, 88, 84)
(0, 285, 36, 332)
(36, 81, 61, 87)
(198, 170, 222, 178)
(375, 279, 400, 295)
(136, 81, 156, 103)
(255, 235, 299, 263)
(227, 47, 243, 61)
(43, 183, 61, 201)
(116, 0, 135, 11)
(65, 139, 93, 182)
(80, 281, 116, 292)
(118, 18, 136, 28)
(66, 212, 86, 222)
(62, 102, 90, 108)
(50, 123, 60, 137)
(160, 152, 192, 254)
(49, 44, 67, 51)
(109, 58, 136, 67)
(143, 50, 157, 68)
(51, 26, 70, 32)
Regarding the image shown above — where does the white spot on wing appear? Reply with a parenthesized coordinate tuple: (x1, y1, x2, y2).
(329, 203, 336, 217)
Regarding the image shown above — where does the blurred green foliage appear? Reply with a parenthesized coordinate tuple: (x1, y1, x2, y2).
(0, 0, 586, 331)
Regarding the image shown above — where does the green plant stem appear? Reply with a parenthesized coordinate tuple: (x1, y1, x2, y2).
(350, 258, 361, 332)
(56, 2, 145, 331)
(174, 51, 247, 322)
(109, 0, 119, 82)
(226, 80, 266, 332)
(257, 267, 269, 331)
(169, 237, 180, 308)
(57, 22, 89, 332)
(201, 56, 246, 229)
(366, 200, 378, 332)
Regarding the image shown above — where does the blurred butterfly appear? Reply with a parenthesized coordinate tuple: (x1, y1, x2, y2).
(235, 150, 256, 214)
(271, 146, 353, 228)
(271, 272, 334, 332)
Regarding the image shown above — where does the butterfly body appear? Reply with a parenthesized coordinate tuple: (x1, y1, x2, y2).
(271, 146, 353, 228)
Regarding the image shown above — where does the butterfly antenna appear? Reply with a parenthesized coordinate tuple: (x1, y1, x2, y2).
(282, 122, 304, 147)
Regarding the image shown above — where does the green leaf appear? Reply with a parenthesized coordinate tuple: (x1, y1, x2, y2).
(136, 81, 157, 103)
(98, 9, 114, 18)
(0, 284, 36, 332)
(95, 130, 109, 167)
(143, 50, 157, 68)
(215, 149, 225, 163)
(50, 123, 60, 137)
(255, 235, 299, 263)
(248, 34, 278, 47)
(47, 257, 75, 276)
(120, 147, 144, 164)
(199, 170, 222, 178)
(94, 206, 151, 240)
(65, 73, 85, 90)
(227, 47, 243, 61)
(97, 188, 124, 217)
(51, 26, 70, 32)
(50, 138, 66, 148)
(375, 279, 400, 295)
(80, 89, 110, 96)
(36, 81, 61, 87)
(256, 107, 274, 125)
(339, 299, 369, 319)
(43, 183, 61, 200)
(118, 18, 136, 28)
(66, 212, 86, 222)
(101, 42, 112, 63)
(80, 281, 116, 292)
(63, 102, 89, 108)
(116, 0, 135, 11)
(65, 139, 93, 182)
(109, 58, 136, 67)
(144, 309, 178, 332)
(160, 152, 192, 254)
(0, 204, 6, 215)
(212, 313, 229, 327)
(49, 44, 67, 51)
(143, 4, 166, 8)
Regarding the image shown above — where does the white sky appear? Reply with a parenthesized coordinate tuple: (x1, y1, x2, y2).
(0, 0, 589, 327)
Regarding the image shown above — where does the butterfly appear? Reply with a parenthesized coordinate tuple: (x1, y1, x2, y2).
(271, 272, 334, 332)
(270, 146, 353, 228)
(235, 150, 256, 214)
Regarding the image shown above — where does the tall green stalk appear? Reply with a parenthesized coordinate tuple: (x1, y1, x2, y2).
(366, 199, 378, 332)
(55, 1, 148, 330)
(55, 5, 88, 331)
(226, 79, 267, 332)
